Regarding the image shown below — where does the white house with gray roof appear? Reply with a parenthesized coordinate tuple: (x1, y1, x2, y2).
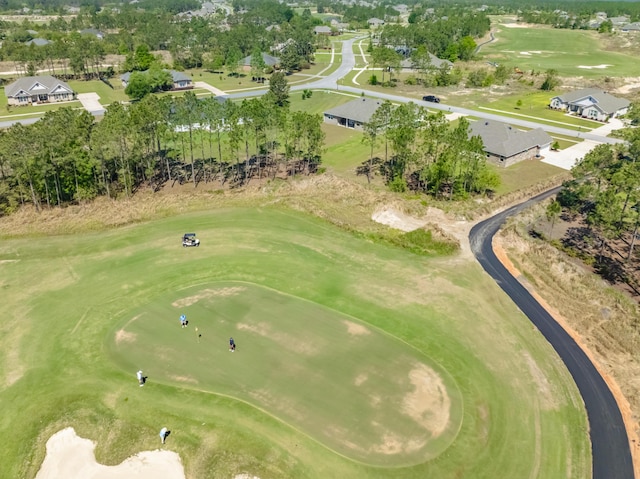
(4, 75, 75, 106)
(550, 88, 630, 122)
(469, 120, 552, 167)
(25, 38, 51, 46)
(323, 97, 391, 130)
(121, 70, 193, 90)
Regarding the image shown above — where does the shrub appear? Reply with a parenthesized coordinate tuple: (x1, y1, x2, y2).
(368, 74, 378, 85)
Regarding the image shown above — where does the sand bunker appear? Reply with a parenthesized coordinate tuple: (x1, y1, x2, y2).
(578, 64, 612, 69)
(35, 428, 186, 479)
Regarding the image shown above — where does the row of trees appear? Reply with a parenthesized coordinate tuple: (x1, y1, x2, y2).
(0, 79, 326, 215)
(0, 2, 318, 78)
(556, 129, 640, 275)
(361, 101, 500, 198)
(377, 11, 490, 62)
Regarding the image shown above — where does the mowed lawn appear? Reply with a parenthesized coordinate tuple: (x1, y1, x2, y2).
(111, 282, 463, 466)
(0, 207, 590, 478)
(480, 25, 640, 78)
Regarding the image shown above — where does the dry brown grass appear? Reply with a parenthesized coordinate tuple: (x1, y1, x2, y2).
(0, 175, 425, 238)
(498, 219, 640, 469)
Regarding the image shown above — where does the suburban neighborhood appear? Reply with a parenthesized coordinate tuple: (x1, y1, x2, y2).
(1, 2, 640, 479)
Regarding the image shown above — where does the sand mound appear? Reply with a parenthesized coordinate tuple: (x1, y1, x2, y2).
(35, 428, 186, 479)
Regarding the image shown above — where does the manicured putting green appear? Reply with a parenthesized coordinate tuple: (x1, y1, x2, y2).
(111, 282, 463, 466)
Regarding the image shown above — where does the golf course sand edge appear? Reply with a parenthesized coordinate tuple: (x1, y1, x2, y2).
(35, 427, 186, 479)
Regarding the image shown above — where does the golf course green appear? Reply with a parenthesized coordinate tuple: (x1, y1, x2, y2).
(0, 206, 590, 478)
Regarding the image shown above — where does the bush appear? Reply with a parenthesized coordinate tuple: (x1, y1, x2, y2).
(368, 74, 378, 85)
(404, 75, 417, 85)
(388, 176, 407, 192)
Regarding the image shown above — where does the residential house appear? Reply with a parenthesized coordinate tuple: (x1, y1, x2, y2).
(80, 28, 105, 40)
(368, 17, 385, 27)
(610, 16, 630, 28)
(4, 75, 76, 106)
(621, 22, 640, 32)
(323, 97, 390, 130)
(314, 25, 333, 35)
(25, 38, 51, 46)
(549, 88, 630, 121)
(401, 52, 453, 70)
(271, 38, 294, 54)
(239, 52, 280, 71)
(120, 70, 193, 90)
(469, 120, 552, 167)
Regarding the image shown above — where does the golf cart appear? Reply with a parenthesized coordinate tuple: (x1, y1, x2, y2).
(182, 233, 200, 247)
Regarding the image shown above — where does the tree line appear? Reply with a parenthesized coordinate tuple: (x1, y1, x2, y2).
(553, 129, 640, 290)
(360, 101, 500, 199)
(0, 80, 326, 216)
(0, 2, 317, 78)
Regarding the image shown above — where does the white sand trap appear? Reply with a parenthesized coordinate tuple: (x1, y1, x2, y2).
(35, 428, 186, 479)
(519, 51, 532, 55)
(577, 64, 612, 69)
(371, 208, 427, 232)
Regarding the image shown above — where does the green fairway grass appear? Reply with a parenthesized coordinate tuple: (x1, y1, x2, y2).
(111, 282, 463, 466)
(480, 26, 640, 78)
(0, 206, 590, 478)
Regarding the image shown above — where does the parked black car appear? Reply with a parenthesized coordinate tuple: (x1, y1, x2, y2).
(422, 95, 440, 103)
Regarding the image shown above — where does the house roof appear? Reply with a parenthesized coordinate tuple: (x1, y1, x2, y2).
(621, 22, 640, 31)
(25, 38, 51, 46)
(5, 75, 74, 98)
(240, 52, 280, 67)
(314, 26, 332, 33)
(368, 17, 384, 24)
(401, 52, 453, 69)
(324, 97, 388, 124)
(553, 88, 630, 114)
(121, 69, 192, 83)
(80, 28, 104, 37)
(469, 120, 551, 158)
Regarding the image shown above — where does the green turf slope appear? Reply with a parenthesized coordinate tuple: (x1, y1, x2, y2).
(0, 207, 590, 478)
(110, 282, 463, 466)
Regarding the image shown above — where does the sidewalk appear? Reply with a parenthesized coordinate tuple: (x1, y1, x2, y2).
(194, 81, 226, 96)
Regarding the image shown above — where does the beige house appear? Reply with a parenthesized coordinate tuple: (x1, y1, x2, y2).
(4, 75, 76, 106)
(323, 98, 390, 131)
(550, 88, 630, 122)
(469, 120, 552, 167)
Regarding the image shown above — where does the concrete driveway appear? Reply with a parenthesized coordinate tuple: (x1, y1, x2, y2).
(77, 93, 105, 115)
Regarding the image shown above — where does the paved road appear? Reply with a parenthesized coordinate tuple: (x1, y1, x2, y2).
(224, 38, 623, 145)
(470, 189, 634, 479)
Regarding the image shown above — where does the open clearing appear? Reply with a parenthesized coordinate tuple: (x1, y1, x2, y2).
(480, 26, 640, 78)
(0, 201, 590, 478)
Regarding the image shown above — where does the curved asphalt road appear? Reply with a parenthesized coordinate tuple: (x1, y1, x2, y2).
(470, 188, 634, 479)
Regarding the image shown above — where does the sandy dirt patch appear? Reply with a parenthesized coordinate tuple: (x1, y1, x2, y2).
(402, 364, 450, 437)
(577, 65, 612, 69)
(354, 373, 368, 386)
(115, 329, 137, 345)
(371, 206, 473, 260)
(235, 475, 261, 479)
(172, 286, 246, 307)
(35, 428, 185, 479)
(343, 320, 371, 336)
(501, 22, 538, 28)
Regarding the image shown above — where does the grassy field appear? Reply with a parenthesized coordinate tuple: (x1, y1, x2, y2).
(68, 79, 129, 105)
(0, 195, 590, 478)
(480, 25, 640, 78)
